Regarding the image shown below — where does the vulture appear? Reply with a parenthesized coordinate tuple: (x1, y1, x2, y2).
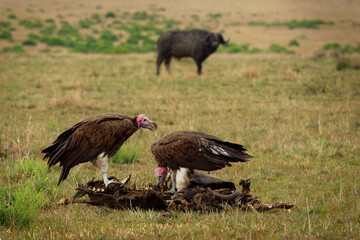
(152, 131, 252, 192)
(42, 113, 157, 186)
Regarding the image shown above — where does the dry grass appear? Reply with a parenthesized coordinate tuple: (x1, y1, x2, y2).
(0, 53, 359, 239)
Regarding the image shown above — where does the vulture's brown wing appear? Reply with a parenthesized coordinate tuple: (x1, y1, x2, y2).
(42, 113, 137, 184)
(152, 131, 251, 171)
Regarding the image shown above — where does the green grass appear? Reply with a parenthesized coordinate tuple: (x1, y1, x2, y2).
(0, 54, 359, 238)
(110, 145, 140, 164)
(247, 19, 334, 29)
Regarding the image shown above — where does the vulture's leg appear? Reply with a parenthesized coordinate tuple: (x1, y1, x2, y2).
(93, 153, 117, 187)
(168, 169, 177, 193)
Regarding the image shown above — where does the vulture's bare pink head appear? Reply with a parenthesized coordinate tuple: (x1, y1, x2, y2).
(136, 114, 157, 131)
(155, 167, 168, 186)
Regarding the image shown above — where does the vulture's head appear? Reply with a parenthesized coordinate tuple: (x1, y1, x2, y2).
(155, 167, 168, 186)
(137, 114, 157, 131)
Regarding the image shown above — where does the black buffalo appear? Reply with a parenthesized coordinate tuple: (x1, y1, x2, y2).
(156, 30, 229, 75)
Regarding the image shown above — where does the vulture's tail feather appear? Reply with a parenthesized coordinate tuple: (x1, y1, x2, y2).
(212, 140, 253, 162)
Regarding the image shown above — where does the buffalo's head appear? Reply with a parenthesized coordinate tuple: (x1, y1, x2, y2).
(204, 33, 230, 48)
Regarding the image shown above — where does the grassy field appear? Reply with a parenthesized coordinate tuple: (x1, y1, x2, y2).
(1, 0, 360, 239)
(0, 53, 359, 239)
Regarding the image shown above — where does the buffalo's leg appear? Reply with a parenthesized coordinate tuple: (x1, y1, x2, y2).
(195, 60, 202, 75)
(156, 54, 165, 75)
(165, 56, 172, 73)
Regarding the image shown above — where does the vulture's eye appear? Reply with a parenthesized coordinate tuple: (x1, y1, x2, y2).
(144, 119, 147, 122)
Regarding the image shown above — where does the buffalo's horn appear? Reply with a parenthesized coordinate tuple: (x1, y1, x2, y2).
(207, 188, 242, 200)
(224, 38, 230, 45)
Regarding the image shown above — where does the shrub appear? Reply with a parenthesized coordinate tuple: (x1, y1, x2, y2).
(8, 14, 16, 19)
(19, 19, 43, 29)
(269, 43, 294, 54)
(91, 13, 101, 23)
(0, 31, 12, 40)
(105, 12, 116, 18)
(208, 13, 222, 19)
(40, 25, 56, 35)
(1, 45, 25, 53)
(22, 39, 37, 46)
(323, 42, 341, 51)
(289, 39, 300, 46)
(0, 21, 11, 28)
(58, 23, 78, 36)
(45, 18, 55, 23)
(110, 146, 139, 164)
(27, 33, 40, 40)
(99, 30, 117, 41)
(132, 11, 149, 20)
(79, 19, 94, 28)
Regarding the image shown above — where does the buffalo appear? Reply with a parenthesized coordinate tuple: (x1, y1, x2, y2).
(156, 30, 229, 75)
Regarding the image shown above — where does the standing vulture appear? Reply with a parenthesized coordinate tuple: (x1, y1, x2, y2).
(42, 113, 157, 186)
(152, 131, 252, 192)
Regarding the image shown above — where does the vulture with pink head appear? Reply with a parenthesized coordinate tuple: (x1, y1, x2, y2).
(42, 113, 157, 186)
(152, 131, 252, 192)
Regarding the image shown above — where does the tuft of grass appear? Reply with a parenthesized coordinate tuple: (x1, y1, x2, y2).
(110, 146, 139, 164)
(248, 19, 333, 29)
(1, 45, 25, 53)
(45, 18, 55, 24)
(269, 43, 294, 54)
(19, 19, 43, 29)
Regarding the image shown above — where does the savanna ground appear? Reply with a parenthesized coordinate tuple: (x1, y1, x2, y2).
(0, 0, 360, 239)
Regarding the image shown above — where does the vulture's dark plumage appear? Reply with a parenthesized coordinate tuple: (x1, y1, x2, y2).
(42, 113, 157, 186)
(152, 131, 252, 192)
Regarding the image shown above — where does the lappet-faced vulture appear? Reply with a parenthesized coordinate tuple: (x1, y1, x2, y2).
(152, 131, 252, 192)
(42, 113, 157, 186)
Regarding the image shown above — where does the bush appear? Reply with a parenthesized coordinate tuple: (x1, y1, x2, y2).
(8, 14, 16, 19)
(19, 19, 43, 29)
(289, 39, 300, 46)
(132, 11, 149, 20)
(27, 33, 40, 40)
(79, 19, 94, 28)
(0, 31, 12, 40)
(269, 43, 294, 54)
(110, 146, 139, 164)
(58, 23, 78, 36)
(0, 21, 11, 28)
(22, 39, 37, 46)
(91, 13, 101, 23)
(105, 12, 116, 18)
(45, 18, 55, 23)
(1, 45, 25, 53)
(99, 30, 117, 41)
(208, 13, 222, 19)
(322, 42, 341, 51)
(40, 25, 56, 35)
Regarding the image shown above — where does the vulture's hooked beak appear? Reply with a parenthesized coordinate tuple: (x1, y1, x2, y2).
(146, 121, 158, 132)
